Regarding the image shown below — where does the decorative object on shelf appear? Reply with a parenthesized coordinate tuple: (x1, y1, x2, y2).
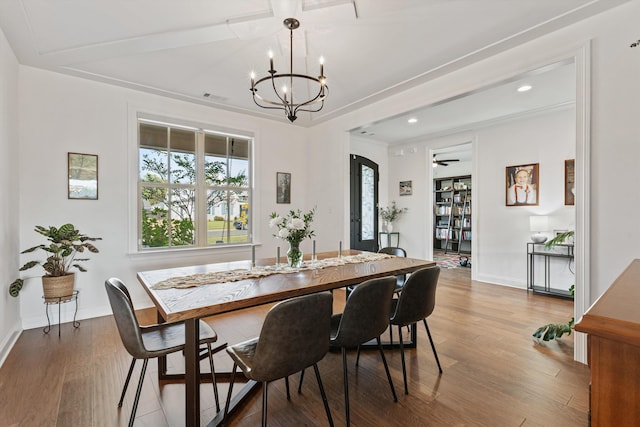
(68, 152, 98, 200)
(399, 180, 412, 196)
(276, 172, 291, 204)
(529, 215, 549, 243)
(564, 159, 575, 206)
(8, 224, 101, 298)
(379, 201, 407, 232)
(250, 18, 327, 123)
(269, 208, 315, 267)
(506, 163, 539, 206)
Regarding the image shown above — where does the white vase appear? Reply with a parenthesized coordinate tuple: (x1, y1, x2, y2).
(386, 222, 394, 233)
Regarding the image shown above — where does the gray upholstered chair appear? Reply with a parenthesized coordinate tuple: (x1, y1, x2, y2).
(305, 276, 398, 426)
(105, 278, 221, 427)
(223, 292, 334, 427)
(389, 266, 442, 394)
(378, 246, 408, 293)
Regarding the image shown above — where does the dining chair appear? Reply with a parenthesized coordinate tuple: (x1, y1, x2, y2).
(345, 247, 406, 300)
(302, 276, 398, 426)
(223, 291, 334, 427)
(378, 246, 408, 292)
(105, 278, 222, 427)
(389, 266, 443, 394)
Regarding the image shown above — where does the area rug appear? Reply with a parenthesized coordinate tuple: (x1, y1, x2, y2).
(433, 251, 471, 269)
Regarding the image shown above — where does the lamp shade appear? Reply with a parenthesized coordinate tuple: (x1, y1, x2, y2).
(529, 215, 549, 232)
(529, 215, 549, 243)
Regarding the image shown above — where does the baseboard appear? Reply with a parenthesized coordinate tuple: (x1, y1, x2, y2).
(0, 324, 22, 368)
(475, 273, 526, 289)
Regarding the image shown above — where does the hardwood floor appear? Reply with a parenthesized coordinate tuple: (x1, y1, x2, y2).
(0, 267, 589, 426)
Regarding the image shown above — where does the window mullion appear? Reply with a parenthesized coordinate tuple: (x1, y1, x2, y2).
(196, 131, 207, 246)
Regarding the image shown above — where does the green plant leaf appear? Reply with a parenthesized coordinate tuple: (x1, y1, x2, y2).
(9, 279, 24, 297)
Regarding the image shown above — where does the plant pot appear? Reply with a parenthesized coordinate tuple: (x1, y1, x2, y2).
(42, 273, 75, 302)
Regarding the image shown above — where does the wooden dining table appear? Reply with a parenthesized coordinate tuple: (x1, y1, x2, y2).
(137, 249, 436, 427)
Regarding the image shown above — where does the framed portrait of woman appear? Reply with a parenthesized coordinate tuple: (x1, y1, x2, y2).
(505, 163, 539, 206)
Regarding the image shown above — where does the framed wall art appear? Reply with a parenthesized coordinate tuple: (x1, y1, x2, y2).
(276, 172, 291, 204)
(399, 180, 412, 196)
(505, 163, 539, 206)
(565, 159, 575, 206)
(68, 152, 98, 200)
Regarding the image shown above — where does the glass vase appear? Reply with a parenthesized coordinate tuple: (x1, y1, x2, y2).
(287, 240, 303, 268)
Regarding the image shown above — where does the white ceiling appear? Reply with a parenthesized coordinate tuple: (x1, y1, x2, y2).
(355, 60, 576, 145)
(0, 0, 628, 128)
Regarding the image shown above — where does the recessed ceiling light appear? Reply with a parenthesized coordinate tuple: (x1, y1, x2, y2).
(408, 117, 418, 124)
(517, 84, 532, 92)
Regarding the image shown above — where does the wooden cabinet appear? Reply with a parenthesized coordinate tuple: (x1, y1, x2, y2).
(433, 175, 471, 254)
(575, 259, 640, 426)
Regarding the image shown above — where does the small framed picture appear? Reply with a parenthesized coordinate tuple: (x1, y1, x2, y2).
(68, 152, 98, 200)
(565, 159, 575, 206)
(399, 180, 412, 196)
(276, 172, 291, 204)
(505, 163, 539, 206)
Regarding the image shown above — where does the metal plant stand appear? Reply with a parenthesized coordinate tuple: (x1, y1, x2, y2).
(43, 290, 80, 337)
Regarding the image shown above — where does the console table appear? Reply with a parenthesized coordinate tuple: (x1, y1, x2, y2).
(379, 231, 399, 248)
(526, 242, 574, 299)
(575, 259, 640, 426)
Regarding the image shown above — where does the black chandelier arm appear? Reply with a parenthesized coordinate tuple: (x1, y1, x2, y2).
(291, 86, 329, 116)
(252, 74, 327, 107)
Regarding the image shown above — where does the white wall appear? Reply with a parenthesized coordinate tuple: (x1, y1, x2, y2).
(0, 26, 21, 362)
(309, 0, 640, 303)
(16, 66, 312, 329)
(475, 108, 575, 287)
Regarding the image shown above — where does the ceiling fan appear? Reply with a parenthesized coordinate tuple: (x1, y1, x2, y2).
(433, 154, 460, 166)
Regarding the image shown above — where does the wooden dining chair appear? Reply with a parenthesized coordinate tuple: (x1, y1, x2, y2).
(223, 291, 334, 427)
(105, 278, 222, 427)
(389, 266, 442, 394)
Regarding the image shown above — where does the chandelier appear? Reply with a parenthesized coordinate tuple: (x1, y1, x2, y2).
(250, 18, 328, 123)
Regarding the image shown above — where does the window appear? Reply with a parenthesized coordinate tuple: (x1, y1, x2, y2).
(138, 118, 251, 250)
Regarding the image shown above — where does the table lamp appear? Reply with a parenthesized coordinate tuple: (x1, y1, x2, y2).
(529, 215, 549, 243)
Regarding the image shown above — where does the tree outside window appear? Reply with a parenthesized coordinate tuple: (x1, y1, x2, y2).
(138, 120, 251, 249)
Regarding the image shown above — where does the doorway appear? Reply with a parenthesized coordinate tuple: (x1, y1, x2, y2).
(350, 155, 379, 252)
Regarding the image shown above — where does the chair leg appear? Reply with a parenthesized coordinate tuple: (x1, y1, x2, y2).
(398, 325, 408, 394)
(118, 358, 136, 407)
(355, 345, 361, 366)
(297, 369, 305, 394)
(129, 358, 148, 427)
(423, 319, 443, 373)
(341, 347, 351, 426)
(376, 337, 397, 402)
(262, 381, 268, 427)
(312, 363, 334, 427)
(389, 323, 394, 346)
(285, 376, 291, 400)
(206, 343, 220, 413)
(223, 363, 238, 424)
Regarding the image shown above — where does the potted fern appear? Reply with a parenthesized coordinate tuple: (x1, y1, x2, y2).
(8, 224, 101, 300)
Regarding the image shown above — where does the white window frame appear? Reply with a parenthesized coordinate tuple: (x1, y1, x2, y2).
(132, 113, 253, 253)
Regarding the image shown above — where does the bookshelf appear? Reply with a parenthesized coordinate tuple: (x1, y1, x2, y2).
(434, 175, 471, 254)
